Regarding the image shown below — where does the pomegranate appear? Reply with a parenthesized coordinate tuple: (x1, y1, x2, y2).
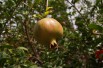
(34, 18, 63, 48)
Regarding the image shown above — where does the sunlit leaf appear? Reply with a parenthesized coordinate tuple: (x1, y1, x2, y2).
(17, 47, 28, 51)
(29, 65, 39, 68)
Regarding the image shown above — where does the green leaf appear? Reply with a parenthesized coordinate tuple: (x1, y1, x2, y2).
(34, 0, 41, 4)
(12, 65, 21, 68)
(29, 65, 39, 68)
(17, 47, 28, 51)
(88, 23, 103, 30)
(0, 44, 13, 49)
(0, 52, 8, 58)
(46, 7, 53, 11)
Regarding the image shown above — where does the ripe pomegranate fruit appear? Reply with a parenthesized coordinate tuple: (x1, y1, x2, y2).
(34, 18, 63, 48)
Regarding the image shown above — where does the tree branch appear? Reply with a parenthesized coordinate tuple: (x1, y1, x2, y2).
(66, 0, 86, 22)
(23, 19, 43, 65)
(23, 0, 43, 65)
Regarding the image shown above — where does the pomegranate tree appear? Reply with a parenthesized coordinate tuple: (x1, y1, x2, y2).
(34, 18, 63, 48)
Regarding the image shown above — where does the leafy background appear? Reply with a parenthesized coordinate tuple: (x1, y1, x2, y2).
(0, 0, 103, 68)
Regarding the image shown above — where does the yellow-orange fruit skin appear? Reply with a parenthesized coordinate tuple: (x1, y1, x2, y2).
(34, 18, 63, 47)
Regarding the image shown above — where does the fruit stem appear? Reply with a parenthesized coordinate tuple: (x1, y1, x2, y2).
(46, 0, 48, 9)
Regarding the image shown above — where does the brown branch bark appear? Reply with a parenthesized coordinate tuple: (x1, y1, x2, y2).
(23, 19, 43, 65)
(23, 0, 43, 65)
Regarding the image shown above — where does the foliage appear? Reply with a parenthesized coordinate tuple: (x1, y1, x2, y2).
(0, 44, 38, 68)
(0, 0, 103, 68)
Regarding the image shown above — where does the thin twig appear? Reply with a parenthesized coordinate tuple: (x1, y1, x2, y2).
(66, 0, 86, 22)
(23, 19, 43, 65)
